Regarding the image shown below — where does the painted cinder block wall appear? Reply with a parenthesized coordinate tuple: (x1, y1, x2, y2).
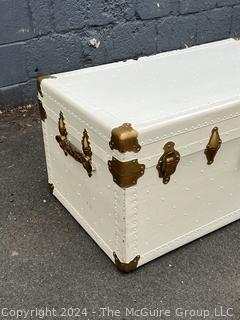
(0, 0, 240, 110)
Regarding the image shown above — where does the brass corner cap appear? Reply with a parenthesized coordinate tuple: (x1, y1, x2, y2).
(109, 123, 141, 153)
(48, 183, 54, 194)
(38, 99, 47, 121)
(113, 252, 140, 273)
(37, 75, 56, 97)
(108, 157, 145, 188)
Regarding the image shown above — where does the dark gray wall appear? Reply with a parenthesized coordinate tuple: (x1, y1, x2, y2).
(1, 0, 240, 109)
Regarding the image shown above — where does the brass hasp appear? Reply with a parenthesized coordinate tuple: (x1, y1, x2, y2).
(157, 142, 180, 184)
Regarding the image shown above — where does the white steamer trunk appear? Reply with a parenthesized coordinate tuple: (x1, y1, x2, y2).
(39, 39, 240, 272)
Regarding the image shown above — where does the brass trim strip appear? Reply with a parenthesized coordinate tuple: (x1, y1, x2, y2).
(108, 157, 145, 188)
(109, 123, 141, 153)
(113, 252, 140, 273)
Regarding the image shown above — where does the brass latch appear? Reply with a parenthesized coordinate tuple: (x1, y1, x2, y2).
(56, 111, 95, 177)
(157, 142, 180, 184)
(205, 127, 222, 165)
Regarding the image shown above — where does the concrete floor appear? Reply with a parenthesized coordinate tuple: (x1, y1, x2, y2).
(0, 107, 239, 320)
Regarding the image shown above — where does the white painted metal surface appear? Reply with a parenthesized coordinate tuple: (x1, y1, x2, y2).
(40, 39, 240, 270)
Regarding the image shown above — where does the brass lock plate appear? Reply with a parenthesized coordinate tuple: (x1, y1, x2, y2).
(157, 142, 180, 184)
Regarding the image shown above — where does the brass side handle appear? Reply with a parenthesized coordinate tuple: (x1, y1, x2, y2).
(157, 142, 180, 184)
(56, 111, 95, 177)
(204, 127, 222, 165)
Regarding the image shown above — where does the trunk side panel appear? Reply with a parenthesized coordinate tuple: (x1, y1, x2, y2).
(136, 136, 240, 267)
(41, 98, 125, 264)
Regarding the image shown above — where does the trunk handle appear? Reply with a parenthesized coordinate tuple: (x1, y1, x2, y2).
(56, 111, 95, 177)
